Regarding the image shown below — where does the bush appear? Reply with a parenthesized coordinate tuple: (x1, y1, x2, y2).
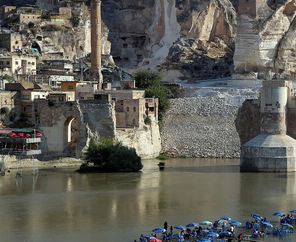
(81, 138, 143, 172)
(157, 154, 169, 160)
(144, 115, 151, 125)
(106, 145, 143, 172)
(0, 107, 9, 115)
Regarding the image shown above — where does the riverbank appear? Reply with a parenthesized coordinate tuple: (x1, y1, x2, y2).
(2, 155, 82, 170)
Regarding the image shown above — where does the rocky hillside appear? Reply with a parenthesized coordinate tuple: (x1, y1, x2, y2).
(102, 0, 237, 81)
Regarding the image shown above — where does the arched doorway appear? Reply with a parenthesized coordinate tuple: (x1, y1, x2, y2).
(64, 117, 79, 152)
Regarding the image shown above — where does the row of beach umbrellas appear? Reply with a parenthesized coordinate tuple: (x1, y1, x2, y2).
(147, 212, 296, 241)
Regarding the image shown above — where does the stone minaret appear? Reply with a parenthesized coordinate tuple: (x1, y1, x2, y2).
(90, 0, 103, 88)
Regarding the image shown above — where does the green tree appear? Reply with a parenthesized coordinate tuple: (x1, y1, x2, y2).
(134, 69, 170, 121)
(134, 69, 162, 89)
(0, 74, 14, 83)
(81, 138, 143, 172)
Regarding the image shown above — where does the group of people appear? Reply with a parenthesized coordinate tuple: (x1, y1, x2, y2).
(280, 214, 296, 224)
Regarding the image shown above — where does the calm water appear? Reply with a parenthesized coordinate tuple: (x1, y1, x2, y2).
(0, 158, 295, 242)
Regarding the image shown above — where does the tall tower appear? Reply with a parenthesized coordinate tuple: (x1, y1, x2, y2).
(90, 0, 103, 88)
(240, 80, 296, 172)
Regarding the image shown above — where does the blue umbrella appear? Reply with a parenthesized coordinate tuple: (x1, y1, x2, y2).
(281, 223, 293, 228)
(290, 210, 296, 213)
(229, 221, 242, 226)
(261, 221, 273, 227)
(219, 231, 232, 236)
(186, 223, 199, 227)
(196, 239, 212, 242)
(144, 235, 155, 239)
(152, 228, 166, 233)
(251, 213, 263, 220)
(206, 232, 219, 237)
(273, 212, 285, 216)
(200, 221, 212, 226)
(174, 225, 186, 230)
(220, 216, 232, 221)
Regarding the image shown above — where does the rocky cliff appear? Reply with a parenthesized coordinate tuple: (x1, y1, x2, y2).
(102, 0, 237, 81)
(234, 0, 296, 80)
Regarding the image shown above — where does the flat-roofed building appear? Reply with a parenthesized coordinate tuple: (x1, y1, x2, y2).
(0, 5, 16, 21)
(19, 13, 41, 24)
(0, 32, 22, 52)
(0, 56, 36, 76)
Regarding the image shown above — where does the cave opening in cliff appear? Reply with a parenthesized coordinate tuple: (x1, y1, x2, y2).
(31, 42, 41, 54)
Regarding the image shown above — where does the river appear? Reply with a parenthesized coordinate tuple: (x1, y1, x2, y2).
(0, 158, 295, 242)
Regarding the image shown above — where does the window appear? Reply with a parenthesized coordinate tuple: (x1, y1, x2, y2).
(6, 61, 9, 65)
(51, 97, 57, 101)
(68, 85, 74, 90)
(123, 44, 128, 49)
(133, 107, 136, 112)
(15, 61, 18, 65)
(21, 95, 30, 100)
(127, 107, 129, 112)
(32, 62, 35, 65)
(59, 97, 64, 101)
(23, 107, 26, 112)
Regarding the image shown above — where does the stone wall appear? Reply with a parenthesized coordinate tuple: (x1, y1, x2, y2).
(161, 87, 259, 158)
(34, 99, 160, 158)
(34, 100, 116, 157)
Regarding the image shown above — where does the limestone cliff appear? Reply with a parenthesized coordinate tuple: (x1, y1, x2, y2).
(116, 117, 161, 159)
(234, 0, 296, 80)
(102, 0, 237, 81)
(21, 5, 114, 66)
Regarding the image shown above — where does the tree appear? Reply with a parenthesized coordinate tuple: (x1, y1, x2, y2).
(0, 74, 14, 83)
(134, 69, 162, 89)
(134, 69, 171, 122)
(81, 138, 143, 172)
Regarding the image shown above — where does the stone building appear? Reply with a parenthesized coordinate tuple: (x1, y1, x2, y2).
(0, 56, 36, 76)
(48, 92, 75, 102)
(19, 13, 41, 24)
(59, 7, 72, 18)
(0, 32, 22, 52)
(95, 81, 158, 129)
(0, 5, 16, 20)
(5, 81, 50, 120)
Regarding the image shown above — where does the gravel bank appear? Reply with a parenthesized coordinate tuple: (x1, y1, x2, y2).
(160, 86, 259, 158)
(2, 156, 82, 170)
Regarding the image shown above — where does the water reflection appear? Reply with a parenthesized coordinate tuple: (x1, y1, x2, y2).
(0, 159, 295, 242)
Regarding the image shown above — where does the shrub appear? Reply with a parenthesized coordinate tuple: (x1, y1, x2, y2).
(144, 115, 151, 125)
(81, 138, 143, 172)
(0, 107, 9, 115)
(157, 154, 169, 160)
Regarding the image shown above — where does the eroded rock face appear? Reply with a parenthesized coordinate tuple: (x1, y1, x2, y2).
(234, 0, 296, 79)
(102, 0, 237, 81)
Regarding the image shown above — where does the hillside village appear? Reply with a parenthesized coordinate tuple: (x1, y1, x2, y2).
(0, 1, 162, 159)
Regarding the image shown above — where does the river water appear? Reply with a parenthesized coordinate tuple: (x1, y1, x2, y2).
(0, 158, 295, 242)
